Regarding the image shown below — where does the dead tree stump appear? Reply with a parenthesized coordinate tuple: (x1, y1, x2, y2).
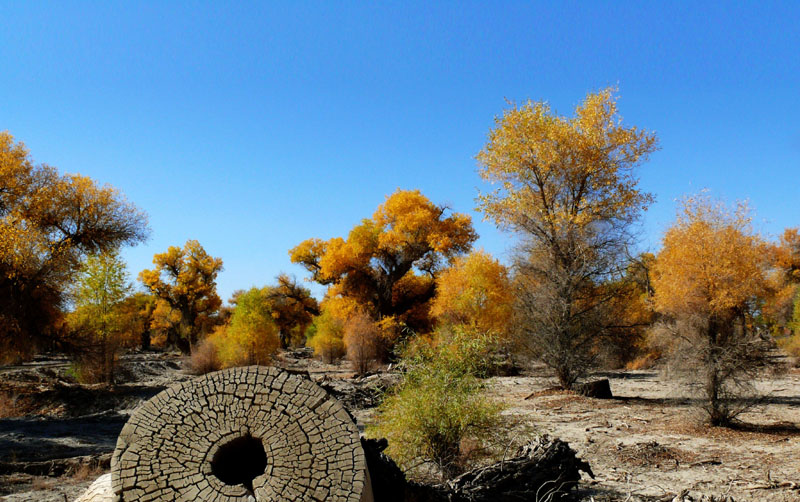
(110, 366, 372, 501)
(577, 379, 613, 399)
(362, 435, 593, 501)
(446, 435, 594, 501)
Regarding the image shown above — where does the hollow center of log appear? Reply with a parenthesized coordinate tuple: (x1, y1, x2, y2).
(210, 434, 268, 492)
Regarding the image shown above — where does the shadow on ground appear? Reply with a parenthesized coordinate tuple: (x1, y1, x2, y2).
(0, 412, 127, 463)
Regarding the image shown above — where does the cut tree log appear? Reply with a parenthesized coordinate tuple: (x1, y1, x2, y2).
(110, 366, 373, 502)
(75, 473, 112, 502)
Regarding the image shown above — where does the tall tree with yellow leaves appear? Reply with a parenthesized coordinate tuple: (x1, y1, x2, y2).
(0, 132, 148, 361)
(291, 189, 476, 345)
(139, 240, 223, 353)
(476, 89, 658, 388)
(763, 228, 800, 355)
(651, 194, 773, 425)
(264, 274, 319, 348)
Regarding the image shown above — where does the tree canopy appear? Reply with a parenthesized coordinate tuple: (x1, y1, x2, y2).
(290, 189, 476, 338)
(477, 88, 658, 238)
(263, 274, 319, 348)
(430, 250, 513, 338)
(651, 194, 772, 425)
(211, 287, 280, 367)
(652, 195, 768, 320)
(0, 132, 148, 361)
(476, 89, 658, 389)
(139, 239, 223, 352)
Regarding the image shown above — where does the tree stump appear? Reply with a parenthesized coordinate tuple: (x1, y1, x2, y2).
(110, 366, 372, 501)
(577, 379, 613, 399)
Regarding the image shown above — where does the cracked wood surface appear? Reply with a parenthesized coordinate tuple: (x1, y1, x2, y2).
(110, 366, 370, 501)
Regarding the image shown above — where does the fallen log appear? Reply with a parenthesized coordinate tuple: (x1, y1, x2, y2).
(363, 435, 593, 501)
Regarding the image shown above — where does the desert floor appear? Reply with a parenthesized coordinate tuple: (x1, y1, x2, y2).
(1, 351, 798, 501)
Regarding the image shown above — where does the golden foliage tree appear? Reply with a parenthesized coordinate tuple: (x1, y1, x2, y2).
(305, 296, 358, 362)
(430, 250, 513, 338)
(115, 292, 158, 350)
(139, 240, 223, 352)
(651, 194, 773, 425)
(291, 189, 476, 344)
(763, 228, 800, 357)
(477, 89, 658, 388)
(601, 252, 658, 368)
(264, 274, 319, 348)
(0, 132, 148, 361)
(209, 287, 280, 367)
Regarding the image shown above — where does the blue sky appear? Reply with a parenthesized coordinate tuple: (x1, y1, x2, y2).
(1, 1, 798, 301)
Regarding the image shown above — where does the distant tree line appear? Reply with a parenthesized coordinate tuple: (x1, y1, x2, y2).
(2, 87, 799, 431)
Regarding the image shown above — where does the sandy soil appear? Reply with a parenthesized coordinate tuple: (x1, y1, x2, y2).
(1, 351, 798, 501)
(487, 365, 800, 501)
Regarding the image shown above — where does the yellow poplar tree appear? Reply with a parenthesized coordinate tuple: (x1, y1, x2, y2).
(763, 228, 800, 356)
(0, 132, 148, 361)
(430, 250, 513, 338)
(291, 189, 476, 349)
(139, 240, 223, 353)
(652, 194, 772, 425)
(476, 89, 658, 388)
(211, 287, 280, 367)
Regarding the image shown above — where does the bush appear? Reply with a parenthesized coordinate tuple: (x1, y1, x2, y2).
(306, 309, 346, 363)
(66, 341, 120, 385)
(188, 337, 222, 375)
(343, 311, 379, 375)
(207, 288, 281, 368)
(368, 330, 503, 480)
(777, 333, 800, 365)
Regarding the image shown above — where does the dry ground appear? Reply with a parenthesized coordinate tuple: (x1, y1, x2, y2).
(1, 351, 798, 501)
(486, 364, 800, 501)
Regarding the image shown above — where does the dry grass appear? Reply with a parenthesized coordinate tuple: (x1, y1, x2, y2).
(0, 391, 23, 418)
(625, 352, 660, 370)
(614, 441, 699, 468)
(188, 338, 221, 375)
(30, 477, 56, 491)
(67, 462, 105, 483)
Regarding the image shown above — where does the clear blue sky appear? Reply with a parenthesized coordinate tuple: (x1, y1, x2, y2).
(2, 1, 798, 301)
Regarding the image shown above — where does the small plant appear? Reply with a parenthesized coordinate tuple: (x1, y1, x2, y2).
(188, 337, 222, 375)
(306, 309, 346, 363)
(0, 391, 23, 418)
(343, 311, 379, 375)
(67, 345, 119, 384)
(368, 330, 503, 480)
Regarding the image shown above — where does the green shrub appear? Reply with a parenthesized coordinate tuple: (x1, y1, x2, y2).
(368, 329, 503, 480)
